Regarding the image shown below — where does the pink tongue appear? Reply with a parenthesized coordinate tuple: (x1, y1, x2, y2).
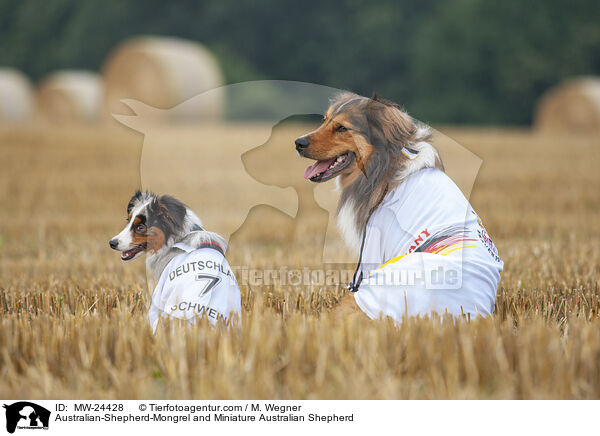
(304, 158, 336, 179)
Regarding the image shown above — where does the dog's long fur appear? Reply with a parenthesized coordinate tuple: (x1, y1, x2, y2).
(296, 92, 443, 251)
(110, 190, 227, 282)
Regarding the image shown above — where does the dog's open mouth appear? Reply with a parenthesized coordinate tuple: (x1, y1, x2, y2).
(121, 244, 147, 261)
(303, 152, 354, 182)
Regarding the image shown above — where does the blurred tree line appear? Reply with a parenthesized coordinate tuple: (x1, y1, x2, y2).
(0, 0, 599, 124)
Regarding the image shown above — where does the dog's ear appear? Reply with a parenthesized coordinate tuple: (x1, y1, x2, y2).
(366, 96, 416, 148)
(157, 195, 187, 229)
(147, 195, 187, 241)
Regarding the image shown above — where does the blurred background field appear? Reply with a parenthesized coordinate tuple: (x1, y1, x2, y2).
(1, 0, 600, 126)
(1, 0, 600, 400)
(0, 124, 599, 399)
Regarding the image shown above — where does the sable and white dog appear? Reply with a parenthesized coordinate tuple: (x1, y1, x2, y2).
(295, 93, 503, 321)
(110, 190, 241, 332)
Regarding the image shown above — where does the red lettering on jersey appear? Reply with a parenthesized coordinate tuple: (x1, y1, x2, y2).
(408, 228, 430, 254)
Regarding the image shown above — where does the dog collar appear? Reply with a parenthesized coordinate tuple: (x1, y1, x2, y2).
(173, 240, 225, 256)
(401, 146, 419, 159)
(197, 241, 225, 255)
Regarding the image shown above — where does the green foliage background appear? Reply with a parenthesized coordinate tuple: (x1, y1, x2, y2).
(1, 0, 599, 124)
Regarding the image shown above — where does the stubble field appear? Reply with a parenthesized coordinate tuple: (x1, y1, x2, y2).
(1, 122, 599, 399)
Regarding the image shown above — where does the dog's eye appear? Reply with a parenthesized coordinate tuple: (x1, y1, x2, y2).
(336, 125, 348, 132)
(135, 224, 146, 232)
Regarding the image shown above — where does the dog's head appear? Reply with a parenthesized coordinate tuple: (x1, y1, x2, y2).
(295, 92, 424, 188)
(109, 190, 188, 261)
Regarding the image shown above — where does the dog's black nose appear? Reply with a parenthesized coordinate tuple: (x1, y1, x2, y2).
(295, 136, 309, 152)
(109, 239, 118, 250)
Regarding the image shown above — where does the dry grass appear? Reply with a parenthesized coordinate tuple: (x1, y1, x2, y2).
(0, 123, 599, 399)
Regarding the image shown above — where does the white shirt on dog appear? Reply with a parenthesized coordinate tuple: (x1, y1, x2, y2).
(148, 242, 241, 333)
(354, 168, 504, 321)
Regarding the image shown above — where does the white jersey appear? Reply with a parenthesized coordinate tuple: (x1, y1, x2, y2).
(353, 168, 503, 321)
(149, 242, 241, 333)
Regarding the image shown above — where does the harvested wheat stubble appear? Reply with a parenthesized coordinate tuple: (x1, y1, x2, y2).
(37, 70, 103, 124)
(102, 36, 224, 121)
(0, 125, 600, 399)
(535, 77, 600, 133)
(0, 68, 35, 122)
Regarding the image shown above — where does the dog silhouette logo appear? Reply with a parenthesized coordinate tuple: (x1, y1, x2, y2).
(2, 402, 50, 433)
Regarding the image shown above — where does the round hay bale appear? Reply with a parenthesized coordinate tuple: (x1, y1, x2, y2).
(535, 77, 600, 133)
(103, 36, 224, 121)
(0, 68, 35, 122)
(37, 70, 103, 124)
